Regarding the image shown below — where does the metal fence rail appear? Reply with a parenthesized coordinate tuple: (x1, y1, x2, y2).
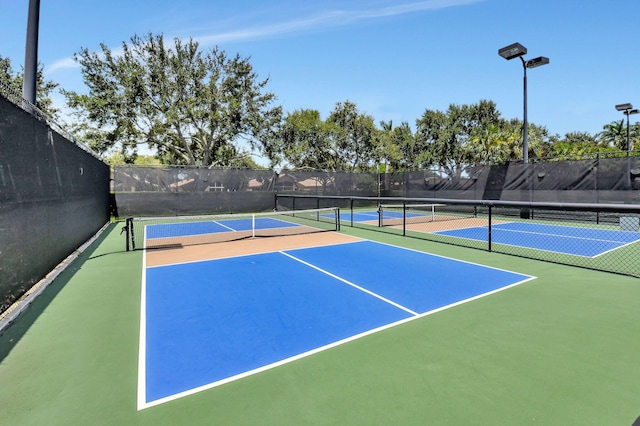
(276, 194, 640, 278)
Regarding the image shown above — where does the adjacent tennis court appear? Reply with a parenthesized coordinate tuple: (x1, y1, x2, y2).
(435, 222, 640, 257)
(348, 206, 640, 257)
(338, 205, 439, 224)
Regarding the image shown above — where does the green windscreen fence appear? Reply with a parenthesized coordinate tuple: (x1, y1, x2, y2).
(0, 96, 110, 315)
(114, 158, 640, 218)
(113, 167, 277, 217)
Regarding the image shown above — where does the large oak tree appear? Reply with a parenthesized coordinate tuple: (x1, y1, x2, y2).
(64, 33, 282, 166)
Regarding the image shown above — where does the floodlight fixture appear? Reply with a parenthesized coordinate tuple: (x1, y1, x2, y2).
(498, 42, 527, 60)
(498, 43, 549, 163)
(525, 56, 550, 69)
(616, 103, 638, 156)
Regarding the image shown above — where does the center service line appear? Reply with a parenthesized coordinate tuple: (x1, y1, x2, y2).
(279, 251, 419, 317)
(212, 220, 238, 232)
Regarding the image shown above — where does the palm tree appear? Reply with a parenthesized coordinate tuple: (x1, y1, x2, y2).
(470, 124, 504, 164)
(599, 120, 626, 150)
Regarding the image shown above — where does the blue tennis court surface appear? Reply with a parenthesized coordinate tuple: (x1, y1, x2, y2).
(139, 240, 534, 408)
(337, 210, 378, 222)
(435, 222, 640, 257)
(146, 217, 299, 239)
(337, 210, 429, 223)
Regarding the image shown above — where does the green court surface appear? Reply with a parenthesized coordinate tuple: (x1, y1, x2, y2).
(1, 223, 640, 425)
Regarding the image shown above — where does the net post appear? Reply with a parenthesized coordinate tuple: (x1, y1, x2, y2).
(350, 198, 355, 227)
(124, 218, 131, 252)
(336, 207, 341, 231)
(377, 203, 383, 227)
(402, 201, 407, 236)
(127, 217, 136, 251)
(487, 206, 492, 252)
(252, 214, 256, 238)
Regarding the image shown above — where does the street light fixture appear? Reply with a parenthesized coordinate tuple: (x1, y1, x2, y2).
(499, 42, 549, 163)
(498, 42, 527, 60)
(615, 103, 639, 156)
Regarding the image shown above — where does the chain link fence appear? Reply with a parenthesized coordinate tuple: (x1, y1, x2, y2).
(276, 194, 640, 278)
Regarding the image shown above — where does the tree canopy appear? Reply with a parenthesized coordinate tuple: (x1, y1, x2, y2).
(63, 33, 282, 166)
(0, 55, 59, 118)
(5, 35, 638, 172)
(279, 101, 378, 171)
(277, 97, 640, 177)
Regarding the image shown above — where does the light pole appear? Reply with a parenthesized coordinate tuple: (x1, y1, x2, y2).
(498, 43, 549, 163)
(22, 0, 40, 112)
(615, 103, 639, 156)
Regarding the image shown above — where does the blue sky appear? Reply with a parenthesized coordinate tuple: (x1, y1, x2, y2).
(1, 0, 639, 144)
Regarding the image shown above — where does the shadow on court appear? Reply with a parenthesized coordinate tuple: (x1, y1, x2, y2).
(0, 223, 123, 362)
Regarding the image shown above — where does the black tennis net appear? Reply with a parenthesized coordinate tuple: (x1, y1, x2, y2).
(378, 203, 478, 227)
(124, 207, 340, 251)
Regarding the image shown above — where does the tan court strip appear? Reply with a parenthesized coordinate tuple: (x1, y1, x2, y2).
(146, 232, 362, 267)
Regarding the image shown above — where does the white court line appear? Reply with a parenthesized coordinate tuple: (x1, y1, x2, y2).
(137, 227, 149, 410)
(436, 222, 640, 258)
(212, 220, 237, 232)
(495, 226, 634, 244)
(137, 267, 535, 410)
(279, 251, 419, 316)
(137, 239, 536, 410)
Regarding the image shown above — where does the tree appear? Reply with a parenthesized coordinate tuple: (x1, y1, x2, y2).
(327, 101, 377, 172)
(376, 120, 410, 171)
(599, 120, 626, 150)
(0, 55, 59, 118)
(280, 109, 342, 170)
(63, 33, 282, 166)
(279, 101, 378, 172)
(525, 122, 555, 159)
(633, 122, 640, 153)
(415, 100, 503, 178)
(469, 124, 504, 165)
(548, 131, 600, 160)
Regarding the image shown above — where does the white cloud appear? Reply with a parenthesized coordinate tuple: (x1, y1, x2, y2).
(196, 0, 482, 45)
(47, 0, 482, 73)
(45, 57, 78, 74)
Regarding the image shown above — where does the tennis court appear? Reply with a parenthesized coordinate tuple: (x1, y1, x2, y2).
(348, 205, 640, 257)
(140, 220, 533, 408)
(338, 206, 439, 225)
(2, 212, 640, 425)
(436, 222, 640, 257)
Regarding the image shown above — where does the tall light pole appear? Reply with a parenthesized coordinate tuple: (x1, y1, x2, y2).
(615, 103, 639, 156)
(22, 0, 40, 112)
(498, 43, 549, 163)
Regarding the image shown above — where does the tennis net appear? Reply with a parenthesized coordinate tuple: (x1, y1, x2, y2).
(378, 203, 477, 227)
(125, 207, 340, 251)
